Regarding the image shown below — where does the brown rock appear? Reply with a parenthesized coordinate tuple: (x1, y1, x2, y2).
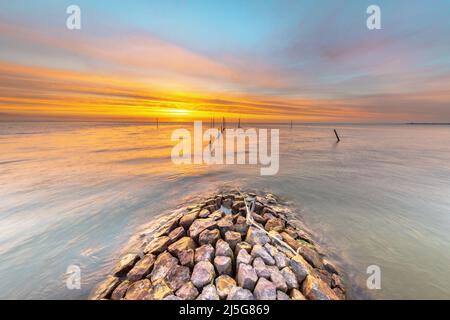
(253, 257, 271, 279)
(301, 275, 340, 300)
(180, 211, 198, 229)
(246, 226, 270, 246)
(112, 253, 140, 276)
(280, 232, 300, 251)
(209, 210, 223, 220)
(195, 244, 215, 263)
(178, 249, 194, 268)
(168, 226, 186, 243)
(265, 218, 285, 232)
(323, 259, 339, 274)
(251, 212, 267, 225)
(144, 236, 171, 255)
(215, 275, 237, 299)
(268, 230, 283, 242)
(197, 284, 220, 300)
(254, 277, 277, 300)
(145, 280, 173, 300)
(215, 239, 233, 258)
(166, 265, 191, 291)
(281, 267, 299, 290)
(188, 218, 218, 239)
(224, 231, 241, 250)
(214, 255, 232, 276)
(127, 254, 155, 282)
(237, 264, 258, 291)
(168, 236, 196, 256)
(227, 287, 255, 300)
(150, 251, 178, 283)
(199, 228, 220, 246)
(331, 273, 345, 292)
(298, 245, 323, 269)
(232, 201, 245, 212)
(176, 281, 199, 300)
(290, 288, 307, 300)
(191, 261, 216, 288)
(89, 276, 120, 299)
(111, 280, 131, 300)
(289, 254, 310, 283)
(124, 279, 151, 300)
(198, 208, 211, 218)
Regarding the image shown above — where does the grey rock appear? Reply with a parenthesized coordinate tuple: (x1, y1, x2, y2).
(254, 277, 277, 300)
(191, 261, 216, 288)
(237, 263, 258, 291)
(227, 287, 255, 300)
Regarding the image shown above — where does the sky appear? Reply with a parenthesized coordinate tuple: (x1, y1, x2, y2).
(0, 0, 449, 122)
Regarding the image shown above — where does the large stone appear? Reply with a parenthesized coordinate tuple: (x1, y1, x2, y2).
(268, 230, 283, 242)
(280, 232, 300, 251)
(224, 231, 241, 250)
(323, 259, 339, 274)
(178, 249, 194, 268)
(188, 218, 218, 239)
(150, 251, 178, 283)
(274, 252, 290, 269)
(176, 281, 199, 300)
(168, 226, 186, 243)
(198, 208, 212, 218)
(251, 244, 275, 265)
(234, 216, 249, 237)
(166, 265, 191, 291)
(144, 236, 171, 255)
(214, 255, 232, 276)
(180, 211, 198, 229)
(112, 253, 140, 276)
(265, 218, 285, 232)
(267, 266, 288, 292)
(234, 241, 252, 257)
(253, 257, 271, 279)
(298, 246, 323, 269)
(289, 254, 310, 283)
(127, 254, 155, 282)
(111, 280, 131, 300)
(236, 249, 253, 267)
(145, 280, 173, 300)
(215, 275, 236, 299)
(237, 264, 258, 291)
(199, 228, 220, 246)
(232, 201, 245, 212)
(191, 261, 216, 288)
(227, 287, 255, 300)
(89, 276, 120, 299)
(251, 212, 267, 225)
(281, 267, 299, 290)
(254, 277, 277, 300)
(264, 243, 278, 257)
(290, 288, 307, 300)
(331, 273, 345, 292)
(277, 290, 290, 300)
(168, 237, 196, 256)
(124, 279, 151, 300)
(217, 217, 234, 237)
(301, 275, 340, 300)
(215, 239, 233, 258)
(197, 284, 220, 300)
(195, 244, 215, 263)
(245, 226, 270, 246)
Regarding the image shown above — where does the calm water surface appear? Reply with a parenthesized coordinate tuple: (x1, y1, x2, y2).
(0, 122, 449, 299)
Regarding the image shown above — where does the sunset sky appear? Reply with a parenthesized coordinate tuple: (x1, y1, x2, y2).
(1, 0, 449, 122)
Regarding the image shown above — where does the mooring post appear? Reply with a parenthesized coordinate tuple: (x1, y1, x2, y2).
(334, 129, 340, 142)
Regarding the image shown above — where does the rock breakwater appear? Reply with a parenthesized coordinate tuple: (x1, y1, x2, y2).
(90, 190, 346, 300)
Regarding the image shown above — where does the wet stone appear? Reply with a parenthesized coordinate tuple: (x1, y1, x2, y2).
(127, 254, 155, 282)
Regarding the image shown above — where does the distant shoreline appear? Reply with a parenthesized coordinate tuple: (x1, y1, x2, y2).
(406, 123, 450, 125)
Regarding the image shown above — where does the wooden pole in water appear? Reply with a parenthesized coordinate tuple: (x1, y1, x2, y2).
(156, 118, 159, 129)
(334, 129, 340, 142)
(290, 120, 293, 129)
